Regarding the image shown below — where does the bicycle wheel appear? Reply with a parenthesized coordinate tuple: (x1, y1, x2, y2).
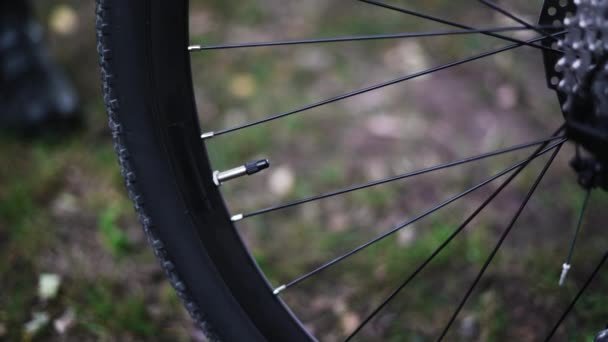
(96, 0, 608, 340)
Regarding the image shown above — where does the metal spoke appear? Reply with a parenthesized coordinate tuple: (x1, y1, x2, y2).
(272, 139, 566, 296)
(232, 135, 565, 221)
(566, 189, 592, 266)
(559, 188, 592, 286)
(545, 250, 608, 341)
(189, 26, 552, 51)
(437, 143, 563, 341)
(345, 131, 566, 341)
(355, 0, 562, 54)
(477, 0, 556, 41)
(202, 32, 564, 139)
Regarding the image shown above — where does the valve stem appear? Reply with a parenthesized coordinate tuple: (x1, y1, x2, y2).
(213, 159, 270, 186)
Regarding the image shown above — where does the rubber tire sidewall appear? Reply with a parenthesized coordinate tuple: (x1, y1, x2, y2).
(97, 1, 313, 341)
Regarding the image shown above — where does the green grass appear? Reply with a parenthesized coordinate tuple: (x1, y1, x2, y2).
(75, 283, 157, 338)
(352, 186, 398, 211)
(0, 133, 169, 340)
(98, 204, 131, 257)
(477, 291, 506, 342)
(3, 1, 608, 341)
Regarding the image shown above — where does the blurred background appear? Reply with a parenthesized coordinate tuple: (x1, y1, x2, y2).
(1, 0, 607, 341)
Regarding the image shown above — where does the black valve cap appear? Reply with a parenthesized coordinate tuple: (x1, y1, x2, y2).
(245, 159, 270, 175)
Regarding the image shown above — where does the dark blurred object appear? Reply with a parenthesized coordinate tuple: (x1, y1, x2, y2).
(0, 1, 80, 135)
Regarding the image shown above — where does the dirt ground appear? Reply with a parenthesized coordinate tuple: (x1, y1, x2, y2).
(1, 1, 607, 341)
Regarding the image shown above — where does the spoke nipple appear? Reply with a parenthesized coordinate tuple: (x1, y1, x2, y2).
(188, 45, 202, 51)
(201, 131, 215, 140)
(231, 214, 244, 222)
(213, 171, 221, 186)
(273, 285, 287, 295)
(213, 159, 270, 186)
(559, 263, 571, 287)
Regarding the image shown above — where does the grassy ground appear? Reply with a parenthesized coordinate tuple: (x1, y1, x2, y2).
(1, 1, 608, 341)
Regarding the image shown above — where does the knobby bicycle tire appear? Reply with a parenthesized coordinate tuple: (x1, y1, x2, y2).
(96, 0, 313, 340)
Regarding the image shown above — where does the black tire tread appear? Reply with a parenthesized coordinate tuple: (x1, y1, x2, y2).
(95, 1, 219, 339)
